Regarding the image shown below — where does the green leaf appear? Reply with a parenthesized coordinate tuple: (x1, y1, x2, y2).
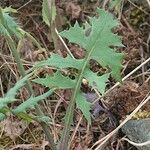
(60, 22, 87, 49)
(33, 72, 76, 89)
(33, 115, 50, 123)
(0, 98, 10, 109)
(60, 8, 124, 81)
(76, 93, 91, 124)
(0, 8, 22, 38)
(0, 107, 11, 121)
(35, 53, 84, 70)
(17, 112, 33, 122)
(34, 9, 124, 133)
(17, 113, 50, 123)
(0, 74, 30, 109)
(0, 23, 10, 37)
(0, 74, 30, 120)
(84, 70, 110, 95)
(13, 89, 54, 113)
(0, 113, 6, 121)
(3, 6, 17, 13)
(6, 74, 31, 99)
(42, 0, 51, 26)
(42, 0, 56, 26)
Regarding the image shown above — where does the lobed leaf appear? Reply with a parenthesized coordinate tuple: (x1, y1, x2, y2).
(33, 72, 76, 89)
(84, 70, 110, 95)
(0, 74, 31, 109)
(0, 74, 31, 120)
(60, 8, 124, 81)
(0, 8, 22, 38)
(60, 22, 87, 49)
(35, 53, 85, 70)
(6, 74, 31, 99)
(76, 93, 92, 124)
(13, 89, 54, 113)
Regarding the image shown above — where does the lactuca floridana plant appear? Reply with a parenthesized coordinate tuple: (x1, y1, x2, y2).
(34, 8, 124, 149)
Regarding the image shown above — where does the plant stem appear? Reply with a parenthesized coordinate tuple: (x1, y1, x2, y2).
(59, 49, 93, 150)
(18, 28, 44, 50)
(25, 31, 43, 50)
(0, 8, 56, 150)
(8, 36, 56, 150)
(7, 36, 33, 91)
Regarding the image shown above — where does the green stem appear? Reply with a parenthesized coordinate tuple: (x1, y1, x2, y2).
(51, 22, 60, 53)
(25, 31, 43, 50)
(9, 38, 56, 150)
(18, 28, 43, 50)
(0, 8, 56, 150)
(59, 49, 93, 150)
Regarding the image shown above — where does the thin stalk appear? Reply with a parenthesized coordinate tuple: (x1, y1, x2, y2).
(0, 8, 56, 150)
(7, 36, 33, 93)
(25, 31, 43, 50)
(59, 49, 93, 150)
(18, 28, 44, 50)
(48, 0, 60, 54)
(51, 22, 60, 53)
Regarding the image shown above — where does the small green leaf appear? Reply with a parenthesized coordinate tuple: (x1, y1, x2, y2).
(60, 22, 87, 49)
(13, 89, 54, 113)
(76, 93, 91, 124)
(3, 6, 17, 13)
(0, 107, 11, 120)
(0, 113, 6, 121)
(84, 70, 110, 95)
(35, 53, 84, 70)
(42, 0, 51, 26)
(33, 115, 50, 123)
(33, 72, 76, 89)
(42, 0, 56, 26)
(17, 112, 33, 122)
(0, 8, 22, 38)
(0, 106, 11, 114)
(6, 74, 31, 99)
(0, 74, 31, 109)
